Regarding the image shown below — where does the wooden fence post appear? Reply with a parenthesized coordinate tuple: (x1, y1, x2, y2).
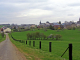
(69, 44, 72, 60)
(49, 42, 52, 52)
(39, 41, 41, 49)
(33, 41, 35, 47)
(26, 40, 27, 44)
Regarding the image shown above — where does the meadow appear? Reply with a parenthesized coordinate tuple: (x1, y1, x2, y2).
(11, 29, 80, 60)
(0, 33, 6, 42)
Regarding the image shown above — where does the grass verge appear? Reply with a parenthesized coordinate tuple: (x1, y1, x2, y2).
(0, 34, 6, 42)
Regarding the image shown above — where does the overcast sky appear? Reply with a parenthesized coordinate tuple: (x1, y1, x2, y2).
(0, 0, 80, 25)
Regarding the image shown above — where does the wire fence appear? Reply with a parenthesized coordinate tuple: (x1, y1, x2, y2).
(11, 35, 72, 60)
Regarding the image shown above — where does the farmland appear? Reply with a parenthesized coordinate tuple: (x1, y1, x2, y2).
(10, 29, 80, 60)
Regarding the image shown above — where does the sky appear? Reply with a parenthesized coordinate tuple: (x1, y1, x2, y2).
(0, 0, 80, 25)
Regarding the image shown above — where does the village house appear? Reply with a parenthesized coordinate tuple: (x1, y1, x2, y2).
(39, 21, 50, 28)
(63, 21, 77, 29)
(4, 28, 11, 33)
(77, 18, 80, 27)
(30, 24, 36, 28)
(53, 23, 60, 29)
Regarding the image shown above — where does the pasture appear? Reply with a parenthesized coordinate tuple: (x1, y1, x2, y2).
(11, 29, 80, 60)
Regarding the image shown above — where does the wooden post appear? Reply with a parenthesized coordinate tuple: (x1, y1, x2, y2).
(69, 44, 72, 60)
(26, 40, 27, 44)
(49, 42, 52, 52)
(33, 41, 35, 47)
(39, 41, 41, 49)
(29, 41, 31, 46)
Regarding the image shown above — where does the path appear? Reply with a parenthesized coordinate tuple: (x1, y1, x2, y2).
(0, 33, 27, 60)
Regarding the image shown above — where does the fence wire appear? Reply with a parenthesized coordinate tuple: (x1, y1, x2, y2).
(61, 47, 69, 57)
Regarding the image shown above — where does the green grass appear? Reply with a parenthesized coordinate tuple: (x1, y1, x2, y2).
(0, 25, 4, 28)
(9, 35, 63, 60)
(0, 33, 6, 42)
(11, 29, 80, 60)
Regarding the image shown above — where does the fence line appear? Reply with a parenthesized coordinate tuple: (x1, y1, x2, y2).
(61, 44, 72, 60)
(11, 35, 72, 60)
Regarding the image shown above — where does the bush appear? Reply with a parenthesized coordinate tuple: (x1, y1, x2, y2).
(51, 34, 54, 39)
(49, 25, 54, 30)
(47, 34, 54, 40)
(27, 33, 30, 40)
(67, 27, 72, 30)
(27, 32, 62, 40)
(43, 34, 46, 40)
(13, 29, 18, 32)
(55, 34, 62, 40)
(35, 32, 40, 38)
(73, 27, 76, 30)
(27, 32, 47, 40)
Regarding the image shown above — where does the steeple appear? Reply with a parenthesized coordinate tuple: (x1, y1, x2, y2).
(40, 20, 41, 25)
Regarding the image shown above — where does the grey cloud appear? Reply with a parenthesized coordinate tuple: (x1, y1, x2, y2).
(0, 0, 48, 3)
(68, 3, 80, 6)
(43, 7, 53, 10)
(68, 14, 74, 16)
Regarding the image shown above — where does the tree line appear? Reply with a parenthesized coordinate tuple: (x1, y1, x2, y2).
(27, 32, 62, 40)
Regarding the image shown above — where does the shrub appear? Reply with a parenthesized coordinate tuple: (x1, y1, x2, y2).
(49, 25, 54, 30)
(43, 34, 46, 40)
(55, 34, 59, 40)
(51, 34, 54, 39)
(27, 32, 62, 40)
(40, 33, 44, 40)
(58, 34, 62, 38)
(31, 33, 36, 40)
(67, 27, 72, 30)
(55, 34, 62, 40)
(27, 33, 30, 40)
(73, 27, 76, 30)
(47, 34, 54, 40)
(35, 32, 40, 38)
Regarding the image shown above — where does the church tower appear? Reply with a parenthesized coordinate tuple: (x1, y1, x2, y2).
(39, 20, 41, 25)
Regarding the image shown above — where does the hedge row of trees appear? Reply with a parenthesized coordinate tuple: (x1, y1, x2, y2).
(27, 32, 62, 40)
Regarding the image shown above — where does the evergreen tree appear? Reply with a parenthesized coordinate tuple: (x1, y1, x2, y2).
(49, 25, 54, 30)
(59, 21, 61, 24)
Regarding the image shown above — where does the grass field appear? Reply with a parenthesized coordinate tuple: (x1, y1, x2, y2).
(0, 33, 6, 42)
(9, 35, 63, 60)
(11, 29, 80, 60)
(0, 25, 3, 28)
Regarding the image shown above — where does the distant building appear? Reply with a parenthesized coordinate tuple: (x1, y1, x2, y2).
(77, 18, 80, 26)
(39, 20, 41, 25)
(53, 23, 60, 29)
(39, 21, 50, 28)
(4, 28, 11, 33)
